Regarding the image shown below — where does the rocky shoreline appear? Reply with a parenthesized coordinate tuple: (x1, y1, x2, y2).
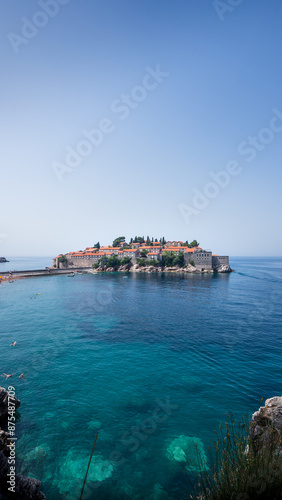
(92, 263, 233, 274)
(0, 387, 46, 500)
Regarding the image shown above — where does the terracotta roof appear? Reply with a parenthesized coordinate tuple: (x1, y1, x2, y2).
(147, 252, 158, 256)
(140, 246, 161, 249)
(165, 246, 187, 250)
(123, 249, 137, 252)
(164, 247, 185, 252)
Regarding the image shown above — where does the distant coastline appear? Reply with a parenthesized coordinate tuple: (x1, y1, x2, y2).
(0, 257, 8, 263)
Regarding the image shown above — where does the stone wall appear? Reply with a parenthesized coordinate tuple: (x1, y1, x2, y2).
(212, 255, 229, 268)
(184, 251, 212, 269)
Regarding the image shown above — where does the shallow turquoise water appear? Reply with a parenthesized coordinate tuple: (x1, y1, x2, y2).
(0, 257, 281, 499)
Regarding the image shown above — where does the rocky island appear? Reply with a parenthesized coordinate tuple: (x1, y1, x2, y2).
(53, 236, 232, 273)
(0, 258, 8, 263)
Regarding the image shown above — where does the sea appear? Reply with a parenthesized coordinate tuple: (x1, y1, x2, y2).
(0, 257, 281, 499)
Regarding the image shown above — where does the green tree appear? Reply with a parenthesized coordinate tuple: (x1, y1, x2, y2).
(146, 236, 151, 245)
(120, 257, 132, 266)
(172, 252, 185, 267)
(94, 242, 100, 249)
(113, 236, 125, 247)
(58, 255, 67, 263)
(162, 252, 184, 267)
(189, 240, 199, 248)
(137, 258, 147, 267)
(147, 259, 160, 267)
(140, 249, 148, 258)
(162, 252, 174, 267)
(106, 255, 121, 268)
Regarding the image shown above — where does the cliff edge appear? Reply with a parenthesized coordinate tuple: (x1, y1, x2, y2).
(0, 387, 46, 500)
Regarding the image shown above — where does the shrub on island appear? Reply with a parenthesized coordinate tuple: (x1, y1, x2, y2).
(120, 257, 132, 266)
(162, 252, 185, 268)
(58, 255, 67, 263)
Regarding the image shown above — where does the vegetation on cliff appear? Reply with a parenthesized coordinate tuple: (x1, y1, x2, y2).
(189, 412, 282, 500)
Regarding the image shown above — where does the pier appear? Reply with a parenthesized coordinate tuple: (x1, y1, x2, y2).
(0, 268, 92, 279)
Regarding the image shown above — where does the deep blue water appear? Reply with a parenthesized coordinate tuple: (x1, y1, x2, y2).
(0, 257, 281, 499)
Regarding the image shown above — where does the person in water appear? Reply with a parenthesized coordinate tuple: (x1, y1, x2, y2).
(19, 374, 25, 380)
(1, 373, 15, 379)
(10, 342, 17, 346)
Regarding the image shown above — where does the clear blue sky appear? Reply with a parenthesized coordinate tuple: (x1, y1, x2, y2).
(1, 0, 282, 257)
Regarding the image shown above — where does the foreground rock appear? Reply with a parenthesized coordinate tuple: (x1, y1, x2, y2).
(0, 387, 46, 499)
(249, 396, 282, 455)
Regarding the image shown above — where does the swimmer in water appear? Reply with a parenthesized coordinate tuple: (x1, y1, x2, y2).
(1, 373, 15, 380)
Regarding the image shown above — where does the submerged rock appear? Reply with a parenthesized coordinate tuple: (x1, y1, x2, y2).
(25, 444, 53, 463)
(166, 435, 209, 472)
(149, 483, 169, 500)
(88, 419, 102, 430)
(54, 448, 114, 496)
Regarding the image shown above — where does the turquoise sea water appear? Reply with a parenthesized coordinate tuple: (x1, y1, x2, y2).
(0, 257, 281, 499)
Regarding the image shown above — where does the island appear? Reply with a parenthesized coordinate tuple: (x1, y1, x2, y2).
(53, 236, 232, 273)
(0, 257, 8, 263)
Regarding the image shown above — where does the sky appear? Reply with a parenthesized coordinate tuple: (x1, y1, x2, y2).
(1, 0, 282, 257)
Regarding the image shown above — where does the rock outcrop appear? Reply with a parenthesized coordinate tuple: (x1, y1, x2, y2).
(93, 264, 215, 274)
(0, 387, 46, 499)
(249, 396, 282, 455)
(214, 264, 232, 273)
(0, 258, 8, 263)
